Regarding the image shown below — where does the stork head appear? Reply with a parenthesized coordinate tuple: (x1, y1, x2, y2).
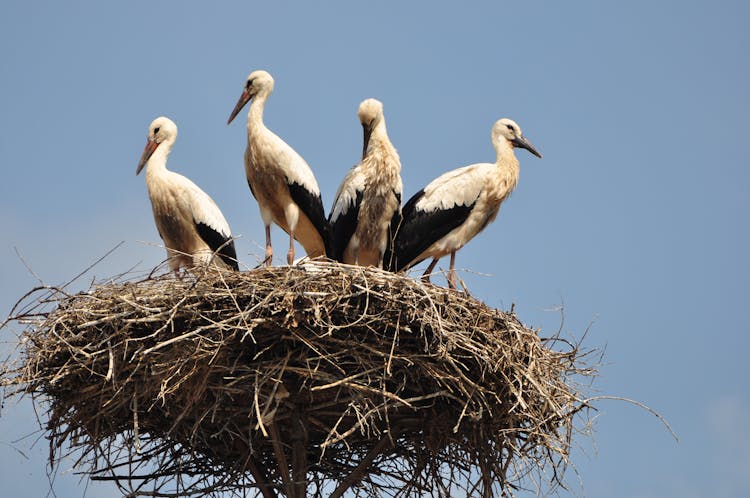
(358, 98, 384, 158)
(227, 70, 275, 125)
(137, 116, 178, 175)
(492, 118, 542, 158)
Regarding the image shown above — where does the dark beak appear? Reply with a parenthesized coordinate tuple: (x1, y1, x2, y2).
(512, 135, 542, 158)
(136, 140, 158, 175)
(227, 89, 252, 125)
(362, 123, 373, 160)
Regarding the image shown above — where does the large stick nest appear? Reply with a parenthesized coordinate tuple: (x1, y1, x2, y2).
(2, 262, 595, 497)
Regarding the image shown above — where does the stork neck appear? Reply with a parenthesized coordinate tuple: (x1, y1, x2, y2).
(494, 139, 517, 167)
(247, 91, 270, 132)
(370, 120, 389, 144)
(146, 143, 171, 174)
(364, 120, 391, 157)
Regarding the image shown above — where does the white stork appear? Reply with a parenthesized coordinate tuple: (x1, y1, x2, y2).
(388, 118, 541, 289)
(329, 98, 403, 267)
(227, 70, 329, 266)
(136, 116, 239, 273)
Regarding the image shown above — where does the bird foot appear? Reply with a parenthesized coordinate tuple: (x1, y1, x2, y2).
(447, 270, 458, 290)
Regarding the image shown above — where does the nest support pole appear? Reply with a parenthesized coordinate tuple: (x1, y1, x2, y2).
(266, 379, 311, 498)
(269, 422, 294, 498)
(329, 436, 394, 498)
(289, 390, 309, 498)
(245, 457, 278, 498)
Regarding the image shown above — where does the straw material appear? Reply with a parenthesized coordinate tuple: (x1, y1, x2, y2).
(2, 261, 595, 497)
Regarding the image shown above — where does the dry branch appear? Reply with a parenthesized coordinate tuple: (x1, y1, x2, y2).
(1, 261, 596, 497)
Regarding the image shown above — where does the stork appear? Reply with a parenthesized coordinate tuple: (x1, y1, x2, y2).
(227, 70, 329, 266)
(329, 98, 402, 267)
(136, 116, 239, 273)
(388, 118, 541, 289)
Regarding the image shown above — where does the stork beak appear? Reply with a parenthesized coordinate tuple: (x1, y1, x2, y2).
(362, 123, 373, 160)
(512, 136, 543, 158)
(227, 89, 252, 125)
(136, 140, 158, 175)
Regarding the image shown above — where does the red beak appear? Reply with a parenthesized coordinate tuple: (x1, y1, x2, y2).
(227, 89, 252, 125)
(136, 140, 159, 175)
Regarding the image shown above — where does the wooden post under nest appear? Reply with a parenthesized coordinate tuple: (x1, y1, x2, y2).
(0, 262, 595, 497)
(290, 401, 309, 498)
(267, 384, 311, 498)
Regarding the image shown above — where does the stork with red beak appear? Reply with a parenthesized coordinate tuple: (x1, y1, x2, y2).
(227, 70, 329, 266)
(137, 116, 239, 273)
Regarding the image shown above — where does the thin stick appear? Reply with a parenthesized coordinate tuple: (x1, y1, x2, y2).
(587, 395, 679, 442)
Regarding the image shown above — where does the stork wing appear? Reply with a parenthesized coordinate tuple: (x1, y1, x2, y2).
(287, 180, 331, 256)
(390, 165, 484, 271)
(328, 166, 366, 262)
(261, 132, 331, 256)
(183, 179, 239, 271)
(195, 222, 239, 270)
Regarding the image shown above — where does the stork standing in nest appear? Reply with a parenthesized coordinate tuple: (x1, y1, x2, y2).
(329, 98, 403, 267)
(136, 117, 239, 273)
(227, 70, 329, 266)
(387, 118, 541, 289)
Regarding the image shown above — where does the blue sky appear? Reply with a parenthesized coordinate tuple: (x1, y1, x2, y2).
(1, 1, 748, 497)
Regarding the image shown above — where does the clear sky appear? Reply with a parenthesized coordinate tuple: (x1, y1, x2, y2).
(1, 1, 748, 497)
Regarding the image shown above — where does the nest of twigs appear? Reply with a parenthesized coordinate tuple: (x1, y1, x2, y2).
(2, 261, 595, 497)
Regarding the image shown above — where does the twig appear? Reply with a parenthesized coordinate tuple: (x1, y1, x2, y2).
(587, 395, 679, 443)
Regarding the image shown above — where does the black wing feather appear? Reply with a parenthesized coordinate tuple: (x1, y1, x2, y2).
(390, 189, 475, 272)
(246, 179, 257, 199)
(195, 222, 239, 270)
(328, 189, 363, 262)
(288, 181, 331, 256)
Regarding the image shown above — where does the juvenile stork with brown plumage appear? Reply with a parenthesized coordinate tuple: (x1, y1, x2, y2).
(386, 118, 541, 289)
(227, 70, 330, 266)
(136, 116, 239, 274)
(329, 98, 403, 267)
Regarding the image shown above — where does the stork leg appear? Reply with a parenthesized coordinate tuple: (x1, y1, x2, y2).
(168, 254, 184, 279)
(421, 258, 439, 284)
(264, 225, 273, 267)
(287, 229, 295, 265)
(446, 251, 458, 290)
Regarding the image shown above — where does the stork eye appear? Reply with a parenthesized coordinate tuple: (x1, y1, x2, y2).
(154, 127, 161, 135)
(506, 124, 514, 131)
(246, 79, 254, 89)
